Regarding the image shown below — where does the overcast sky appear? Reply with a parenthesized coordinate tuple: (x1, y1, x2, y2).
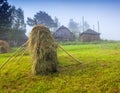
(8, 0, 120, 40)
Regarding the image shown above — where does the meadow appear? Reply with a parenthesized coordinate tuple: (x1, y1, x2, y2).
(0, 41, 120, 93)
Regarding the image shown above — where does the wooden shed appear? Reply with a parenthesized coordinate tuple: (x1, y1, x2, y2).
(53, 25, 75, 41)
(80, 29, 100, 42)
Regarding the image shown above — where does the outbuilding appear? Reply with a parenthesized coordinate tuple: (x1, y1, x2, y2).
(80, 29, 100, 42)
(53, 25, 75, 41)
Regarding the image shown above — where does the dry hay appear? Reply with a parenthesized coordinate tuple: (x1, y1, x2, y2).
(0, 40, 10, 54)
(28, 25, 58, 75)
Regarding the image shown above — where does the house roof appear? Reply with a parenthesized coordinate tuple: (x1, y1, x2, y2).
(80, 29, 100, 35)
(53, 25, 74, 36)
(53, 25, 75, 41)
(56, 25, 71, 32)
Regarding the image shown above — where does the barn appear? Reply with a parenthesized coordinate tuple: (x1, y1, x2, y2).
(53, 25, 75, 41)
(80, 29, 100, 42)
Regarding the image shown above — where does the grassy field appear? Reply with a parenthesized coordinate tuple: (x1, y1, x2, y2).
(0, 42, 120, 93)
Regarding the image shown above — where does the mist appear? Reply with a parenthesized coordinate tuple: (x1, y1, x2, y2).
(8, 0, 120, 40)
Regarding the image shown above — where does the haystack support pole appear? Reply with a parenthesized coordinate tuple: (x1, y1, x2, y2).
(97, 21, 100, 33)
(0, 42, 27, 70)
(58, 45, 82, 64)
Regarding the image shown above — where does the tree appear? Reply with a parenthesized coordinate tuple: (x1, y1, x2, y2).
(84, 21, 90, 31)
(10, 6, 26, 46)
(54, 17, 60, 28)
(68, 19, 80, 37)
(51, 17, 60, 32)
(0, 0, 12, 40)
(11, 7, 26, 32)
(27, 11, 57, 29)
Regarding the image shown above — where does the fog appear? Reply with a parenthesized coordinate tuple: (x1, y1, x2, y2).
(8, 0, 120, 40)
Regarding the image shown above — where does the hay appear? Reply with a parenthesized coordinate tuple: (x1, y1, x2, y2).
(28, 25, 58, 75)
(0, 40, 10, 53)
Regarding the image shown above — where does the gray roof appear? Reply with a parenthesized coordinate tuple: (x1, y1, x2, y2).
(53, 25, 74, 36)
(56, 25, 70, 32)
(80, 29, 100, 35)
(53, 25, 75, 41)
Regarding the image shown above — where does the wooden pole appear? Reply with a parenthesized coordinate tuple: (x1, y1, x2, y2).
(97, 21, 100, 33)
(0, 42, 27, 70)
(58, 45, 82, 64)
(93, 25, 95, 30)
(82, 16, 84, 32)
(79, 22, 81, 34)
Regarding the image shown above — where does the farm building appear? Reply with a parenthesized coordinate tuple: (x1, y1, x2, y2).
(53, 25, 75, 41)
(80, 29, 100, 42)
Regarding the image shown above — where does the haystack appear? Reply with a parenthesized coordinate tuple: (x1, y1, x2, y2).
(28, 25, 58, 75)
(0, 40, 10, 53)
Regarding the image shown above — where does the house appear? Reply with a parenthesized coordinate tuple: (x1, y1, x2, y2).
(53, 25, 75, 41)
(80, 29, 100, 42)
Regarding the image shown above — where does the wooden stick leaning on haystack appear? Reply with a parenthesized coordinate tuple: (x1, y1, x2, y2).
(58, 45, 82, 64)
(0, 42, 26, 70)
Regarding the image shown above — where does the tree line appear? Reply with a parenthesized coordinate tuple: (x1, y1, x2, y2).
(0, 0, 26, 46)
(0, 0, 91, 45)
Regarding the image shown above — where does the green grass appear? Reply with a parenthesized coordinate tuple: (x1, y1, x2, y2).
(0, 42, 120, 93)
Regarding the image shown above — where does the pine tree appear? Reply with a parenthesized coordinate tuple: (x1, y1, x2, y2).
(27, 11, 57, 29)
(10, 6, 26, 46)
(0, 0, 12, 40)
